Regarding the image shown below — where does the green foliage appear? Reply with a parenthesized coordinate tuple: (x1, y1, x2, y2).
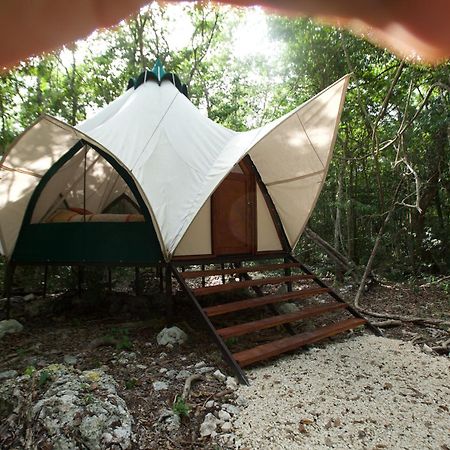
(24, 366, 36, 377)
(225, 337, 238, 346)
(125, 378, 138, 390)
(82, 394, 95, 405)
(110, 327, 133, 351)
(15, 347, 28, 358)
(39, 370, 51, 387)
(441, 283, 450, 295)
(172, 396, 190, 417)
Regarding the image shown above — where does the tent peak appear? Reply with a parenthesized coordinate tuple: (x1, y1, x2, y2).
(152, 58, 166, 82)
(126, 60, 189, 98)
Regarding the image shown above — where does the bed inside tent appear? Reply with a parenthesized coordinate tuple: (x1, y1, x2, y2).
(12, 141, 162, 265)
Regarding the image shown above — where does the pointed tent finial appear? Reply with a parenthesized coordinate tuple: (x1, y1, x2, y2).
(152, 59, 166, 83)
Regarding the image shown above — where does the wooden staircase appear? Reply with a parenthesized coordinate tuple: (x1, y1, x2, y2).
(170, 254, 380, 385)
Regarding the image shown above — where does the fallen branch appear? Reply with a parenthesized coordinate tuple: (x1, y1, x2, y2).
(419, 275, 450, 288)
(409, 335, 423, 345)
(359, 308, 450, 328)
(371, 319, 402, 328)
(181, 374, 204, 401)
(214, 389, 234, 399)
(432, 338, 450, 354)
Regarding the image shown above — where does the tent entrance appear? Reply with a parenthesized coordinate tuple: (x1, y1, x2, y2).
(12, 141, 162, 265)
(211, 161, 256, 256)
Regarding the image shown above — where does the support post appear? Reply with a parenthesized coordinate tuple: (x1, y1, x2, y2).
(284, 256, 293, 292)
(165, 264, 174, 326)
(108, 267, 112, 293)
(158, 264, 164, 293)
(4, 262, 16, 320)
(78, 265, 84, 297)
(43, 264, 49, 299)
(135, 266, 141, 296)
(221, 263, 226, 284)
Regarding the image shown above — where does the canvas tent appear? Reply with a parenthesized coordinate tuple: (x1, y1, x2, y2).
(0, 64, 349, 266)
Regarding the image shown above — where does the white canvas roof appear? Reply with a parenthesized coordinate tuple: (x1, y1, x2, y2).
(0, 74, 349, 261)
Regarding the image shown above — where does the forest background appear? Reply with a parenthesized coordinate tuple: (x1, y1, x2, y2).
(1, 2, 449, 289)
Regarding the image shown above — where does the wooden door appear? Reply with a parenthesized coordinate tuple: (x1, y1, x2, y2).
(212, 163, 256, 256)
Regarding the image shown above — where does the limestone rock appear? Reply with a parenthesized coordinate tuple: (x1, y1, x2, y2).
(0, 370, 18, 381)
(221, 421, 233, 432)
(0, 319, 23, 339)
(276, 302, 299, 314)
(158, 408, 181, 432)
(213, 370, 227, 383)
(63, 355, 78, 366)
(176, 370, 192, 380)
(218, 409, 232, 422)
(236, 396, 249, 407)
(225, 376, 238, 391)
(423, 344, 434, 354)
(200, 413, 219, 437)
(157, 326, 188, 346)
(196, 366, 214, 374)
(136, 364, 147, 370)
(153, 381, 169, 391)
(222, 403, 240, 416)
(0, 365, 133, 449)
(165, 369, 178, 380)
(194, 361, 206, 369)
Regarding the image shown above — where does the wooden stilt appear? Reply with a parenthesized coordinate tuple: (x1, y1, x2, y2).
(135, 266, 141, 295)
(78, 265, 84, 297)
(158, 264, 164, 293)
(221, 263, 226, 284)
(108, 267, 112, 293)
(43, 264, 49, 299)
(4, 262, 16, 320)
(284, 256, 293, 292)
(201, 264, 205, 287)
(165, 265, 174, 326)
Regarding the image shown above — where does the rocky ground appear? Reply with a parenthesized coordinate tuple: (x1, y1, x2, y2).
(0, 277, 449, 449)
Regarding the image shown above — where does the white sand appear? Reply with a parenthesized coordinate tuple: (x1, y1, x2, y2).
(234, 335, 450, 450)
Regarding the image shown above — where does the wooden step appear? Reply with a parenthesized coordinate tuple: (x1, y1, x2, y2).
(217, 302, 348, 339)
(204, 287, 331, 317)
(233, 318, 366, 367)
(192, 274, 315, 296)
(181, 262, 300, 279)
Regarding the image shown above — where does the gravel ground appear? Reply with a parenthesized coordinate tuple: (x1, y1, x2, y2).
(233, 335, 450, 450)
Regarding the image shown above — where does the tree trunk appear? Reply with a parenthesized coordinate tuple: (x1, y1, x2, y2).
(334, 167, 344, 282)
(354, 182, 402, 308)
(346, 161, 356, 261)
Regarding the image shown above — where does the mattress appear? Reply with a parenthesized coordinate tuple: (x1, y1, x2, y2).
(45, 209, 145, 223)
